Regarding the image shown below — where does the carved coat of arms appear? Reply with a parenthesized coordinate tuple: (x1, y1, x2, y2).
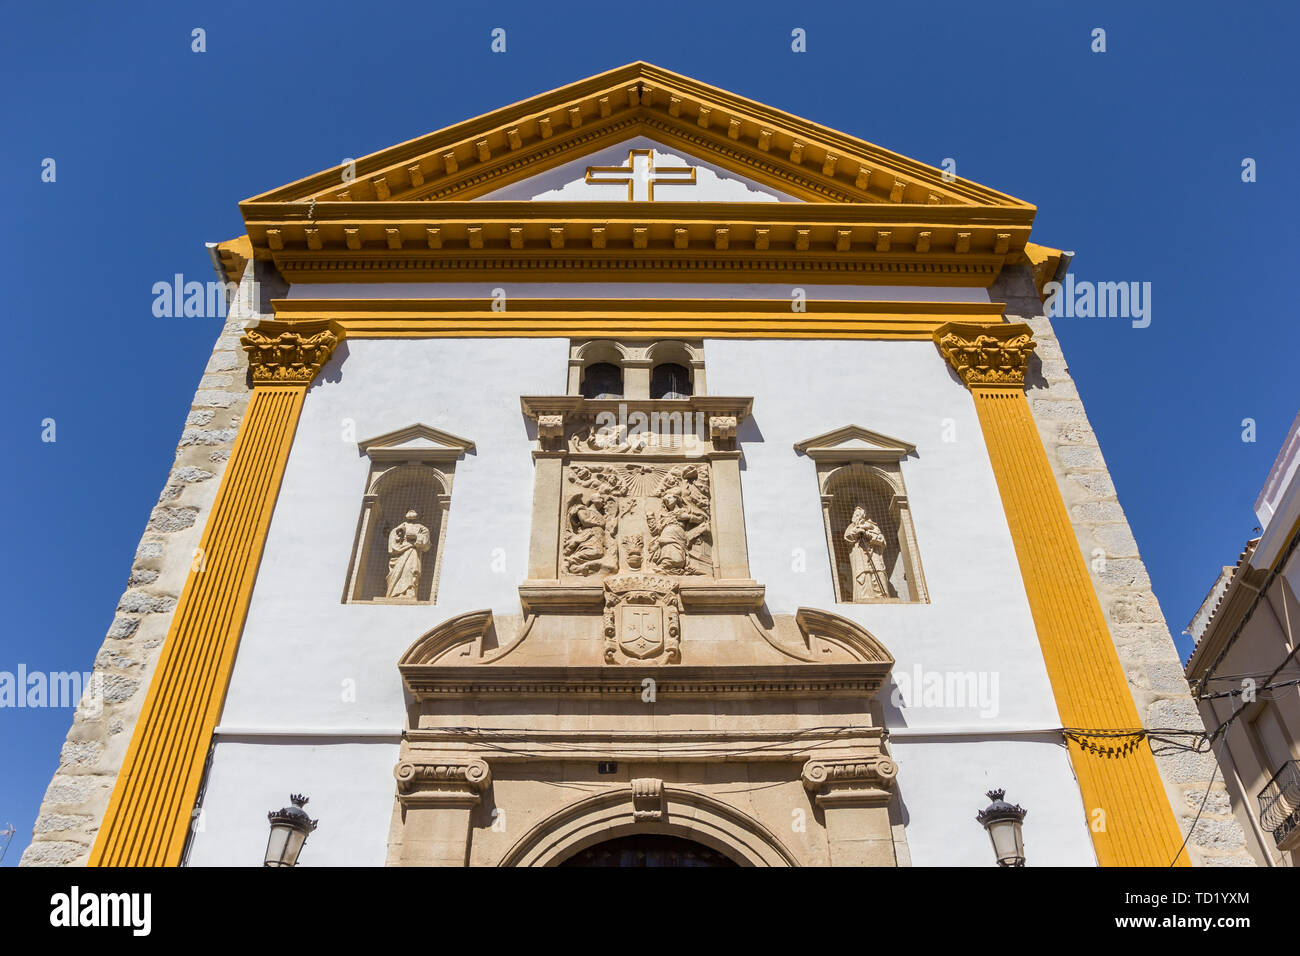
(603, 574, 682, 664)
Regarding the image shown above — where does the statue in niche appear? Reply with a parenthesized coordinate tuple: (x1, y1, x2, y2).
(386, 510, 432, 599)
(844, 506, 892, 600)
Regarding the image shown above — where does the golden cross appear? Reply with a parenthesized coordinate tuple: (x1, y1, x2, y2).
(584, 149, 696, 201)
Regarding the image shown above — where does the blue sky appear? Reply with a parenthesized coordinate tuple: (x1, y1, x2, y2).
(1, 1, 1295, 865)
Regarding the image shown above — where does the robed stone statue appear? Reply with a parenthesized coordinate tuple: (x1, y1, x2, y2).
(386, 510, 432, 599)
(843, 506, 892, 600)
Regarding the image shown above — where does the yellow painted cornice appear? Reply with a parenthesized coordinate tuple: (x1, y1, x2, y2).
(244, 201, 1032, 285)
(271, 297, 1006, 340)
(237, 63, 1038, 286)
(1023, 241, 1070, 298)
(212, 235, 251, 286)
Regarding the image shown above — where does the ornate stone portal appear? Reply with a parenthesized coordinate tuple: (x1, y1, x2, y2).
(384, 389, 908, 867)
(518, 394, 756, 665)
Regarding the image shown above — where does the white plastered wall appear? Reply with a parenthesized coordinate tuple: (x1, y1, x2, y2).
(187, 281, 1096, 867)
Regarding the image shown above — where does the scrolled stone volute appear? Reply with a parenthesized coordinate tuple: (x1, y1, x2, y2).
(393, 756, 492, 796)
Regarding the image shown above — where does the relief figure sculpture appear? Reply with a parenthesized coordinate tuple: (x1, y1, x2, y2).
(562, 462, 713, 577)
(563, 493, 620, 575)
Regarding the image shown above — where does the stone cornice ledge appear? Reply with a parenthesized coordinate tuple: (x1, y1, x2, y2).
(404, 726, 886, 763)
(399, 662, 891, 701)
(518, 580, 765, 613)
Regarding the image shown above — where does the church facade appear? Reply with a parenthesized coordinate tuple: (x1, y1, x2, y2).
(26, 63, 1247, 866)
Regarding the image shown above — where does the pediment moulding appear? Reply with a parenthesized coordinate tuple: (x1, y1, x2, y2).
(356, 423, 476, 462)
(398, 609, 500, 666)
(792, 608, 895, 665)
(396, 604, 894, 677)
(793, 425, 917, 463)
(933, 321, 1037, 389)
(237, 63, 1036, 284)
(242, 62, 1031, 210)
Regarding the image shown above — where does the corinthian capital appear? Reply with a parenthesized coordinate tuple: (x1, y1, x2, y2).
(933, 322, 1036, 389)
(240, 319, 339, 384)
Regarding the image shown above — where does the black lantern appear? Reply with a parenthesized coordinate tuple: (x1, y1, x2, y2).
(264, 794, 318, 867)
(976, 789, 1027, 866)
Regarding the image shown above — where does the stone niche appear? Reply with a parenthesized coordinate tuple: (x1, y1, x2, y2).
(383, 393, 910, 867)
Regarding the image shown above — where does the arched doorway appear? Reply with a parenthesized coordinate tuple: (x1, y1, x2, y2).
(498, 786, 798, 866)
(557, 834, 739, 867)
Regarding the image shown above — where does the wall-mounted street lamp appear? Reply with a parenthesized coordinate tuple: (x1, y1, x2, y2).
(265, 794, 318, 867)
(977, 789, 1027, 866)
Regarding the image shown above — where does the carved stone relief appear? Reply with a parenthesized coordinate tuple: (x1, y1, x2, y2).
(562, 462, 713, 578)
(602, 573, 682, 664)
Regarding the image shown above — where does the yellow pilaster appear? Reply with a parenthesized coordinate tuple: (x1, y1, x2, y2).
(90, 321, 338, 866)
(935, 322, 1188, 867)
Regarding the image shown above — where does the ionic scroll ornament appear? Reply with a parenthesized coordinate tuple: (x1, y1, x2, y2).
(240, 320, 339, 383)
(394, 756, 491, 806)
(802, 754, 898, 807)
(933, 322, 1036, 388)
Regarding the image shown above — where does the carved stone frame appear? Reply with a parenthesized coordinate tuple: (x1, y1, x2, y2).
(568, 339, 706, 399)
(795, 426, 929, 605)
(342, 424, 475, 605)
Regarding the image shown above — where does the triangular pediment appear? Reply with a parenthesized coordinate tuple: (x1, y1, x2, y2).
(794, 425, 916, 462)
(238, 63, 1037, 283)
(358, 424, 475, 461)
(243, 62, 1030, 209)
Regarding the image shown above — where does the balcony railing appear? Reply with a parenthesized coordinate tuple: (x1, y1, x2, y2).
(1257, 759, 1300, 850)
